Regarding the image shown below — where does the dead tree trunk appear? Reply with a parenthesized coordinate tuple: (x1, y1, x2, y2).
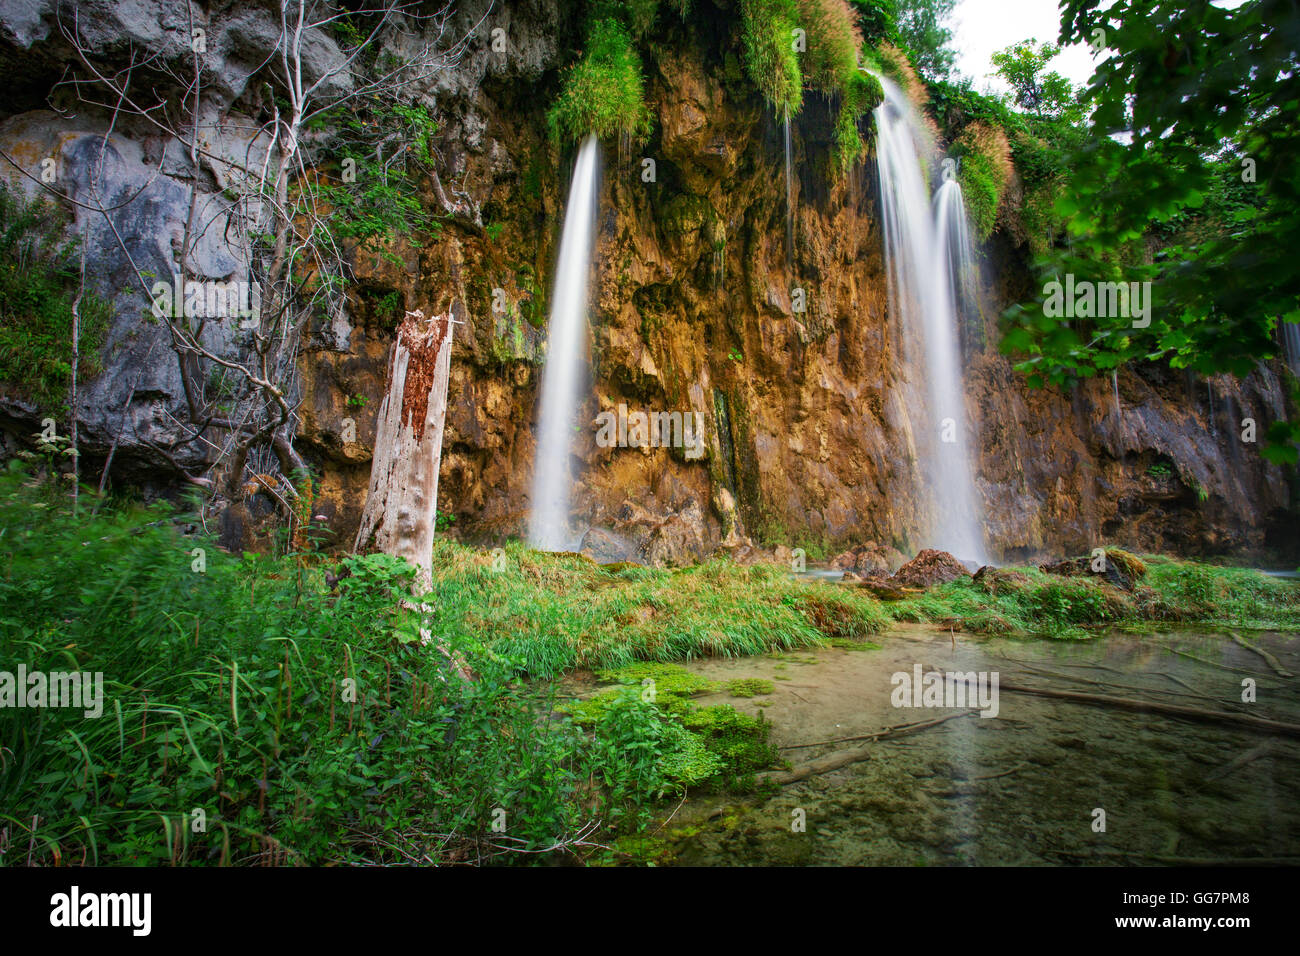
(355, 309, 455, 593)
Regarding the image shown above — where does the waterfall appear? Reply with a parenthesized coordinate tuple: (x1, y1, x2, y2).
(873, 75, 988, 564)
(528, 135, 601, 551)
(1282, 321, 1300, 376)
(936, 178, 980, 358)
(783, 112, 795, 270)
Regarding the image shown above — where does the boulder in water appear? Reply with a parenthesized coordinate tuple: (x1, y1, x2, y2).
(890, 549, 971, 588)
(830, 543, 892, 578)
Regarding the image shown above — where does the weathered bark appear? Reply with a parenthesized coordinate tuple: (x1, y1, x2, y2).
(355, 309, 455, 593)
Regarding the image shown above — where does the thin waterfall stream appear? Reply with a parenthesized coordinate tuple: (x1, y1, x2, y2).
(872, 74, 987, 564)
(528, 134, 601, 551)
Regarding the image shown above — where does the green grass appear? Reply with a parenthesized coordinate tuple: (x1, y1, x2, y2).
(426, 539, 891, 678)
(886, 554, 1300, 638)
(0, 465, 884, 865)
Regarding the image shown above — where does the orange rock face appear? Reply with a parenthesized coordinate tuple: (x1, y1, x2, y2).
(284, 42, 1294, 566)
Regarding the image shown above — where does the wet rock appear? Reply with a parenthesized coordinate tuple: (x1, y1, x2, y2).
(1039, 547, 1147, 591)
(972, 566, 1030, 596)
(640, 502, 708, 567)
(830, 543, 892, 578)
(890, 549, 971, 588)
(579, 526, 637, 564)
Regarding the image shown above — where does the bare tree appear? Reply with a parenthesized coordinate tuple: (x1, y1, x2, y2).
(354, 308, 455, 593)
(31, 0, 480, 537)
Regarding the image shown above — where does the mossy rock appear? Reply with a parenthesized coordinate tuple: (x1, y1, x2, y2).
(725, 678, 774, 698)
(1105, 548, 1148, 582)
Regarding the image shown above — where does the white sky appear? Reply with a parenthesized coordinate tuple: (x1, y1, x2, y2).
(948, 0, 1103, 96)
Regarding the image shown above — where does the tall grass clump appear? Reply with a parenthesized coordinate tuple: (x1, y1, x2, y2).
(797, 0, 863, 94)
(740, 0, 804, 118)
(426, 540, 890, 678)
(953, 121, 1013, 240)
(548, 15, 654, 144)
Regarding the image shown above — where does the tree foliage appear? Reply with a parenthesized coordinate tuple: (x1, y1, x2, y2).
(892, 0, 957, 80)
(990, 39, 1085, 123)
(1000, 0, 1300, 462)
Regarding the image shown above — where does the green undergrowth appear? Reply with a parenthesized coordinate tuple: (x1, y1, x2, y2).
(886, 553, 1300, 639)
(426, 539, 890, 678)
(0, 183, 110, 413)
(0, 466, 805, 866)
(564, 662, 778, 811)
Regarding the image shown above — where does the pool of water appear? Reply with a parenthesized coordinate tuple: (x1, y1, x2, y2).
(659, 625, 1300, 865)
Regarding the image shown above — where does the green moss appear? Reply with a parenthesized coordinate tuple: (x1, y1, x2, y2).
(569, 664, 777, 797)
(683, 704, 778, 787)
(1105, 548, 1148, 582)
(827, 637, 881, 651)
(548, 17, 653, 144)
(725, 677, 775, 697)
(597, 661, 721, 697)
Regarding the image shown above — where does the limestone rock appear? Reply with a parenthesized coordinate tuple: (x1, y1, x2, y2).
(891, 549, 971, 589)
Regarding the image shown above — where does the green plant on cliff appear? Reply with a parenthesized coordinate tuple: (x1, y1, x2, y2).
(833, 69, 883, 175)
(548, 16, 654, 144)
(952, 122, 1013, 240)
(313, 100, 440, 248)
(738, 0, 882, 175)
(740, 0, 804, 118)
(799, 0, 864, 94)
(0, 184, 109, 413)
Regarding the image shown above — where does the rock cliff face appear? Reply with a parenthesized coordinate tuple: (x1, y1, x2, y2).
(1, 0, 1295, 565)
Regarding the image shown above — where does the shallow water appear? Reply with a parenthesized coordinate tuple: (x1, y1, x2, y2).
(662, 625, 1300, 865)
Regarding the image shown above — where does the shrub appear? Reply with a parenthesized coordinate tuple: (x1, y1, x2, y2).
(954, 121, 1013, 240)
(0, 183, 110, 412)
(548, 17, 653, 144)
